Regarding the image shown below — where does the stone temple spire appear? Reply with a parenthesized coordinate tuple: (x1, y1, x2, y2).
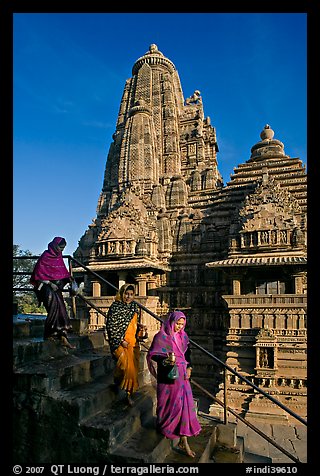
(96, 43, 221, 218)
(99, 43, 186, 215)
(77, 44, 221, 264)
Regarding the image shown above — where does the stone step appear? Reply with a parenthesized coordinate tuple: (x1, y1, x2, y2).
(109, 410, 219, 464)
(13, 379, 118, 464)
(211, 435, 244, 463)
(13, 330, 108, 367)
(244, 451, 273, 463)
(109, 421, 171, 463)
(194, 416, 245, 462)
(80, 384, 157, 453)
(13, 315, 91, 339)
(13, 337, 73, 367)
(14, 348, 114, 393)
(163, 424, 218, 464)
(48, 372, 118, 422)
(13, 315, 45, 338)
(14, 375, 156, 464)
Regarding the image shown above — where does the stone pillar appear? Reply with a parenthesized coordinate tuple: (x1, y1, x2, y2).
(92, 281, 101, 297)
(293, 273, 304, 294)
(256, 347, 260, 369)
(136, 274, 147, 296)
(147, 273, 157, 295)
(232, 277, 241, 295)
(148, 277, 157, 290)
(273, 345, 278, 370)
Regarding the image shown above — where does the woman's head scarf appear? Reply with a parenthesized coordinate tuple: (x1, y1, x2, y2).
(147, 310, 189, 379)
(115, 283, 135, 302)
(105, 283, 139, 353)
(30, 237, 70, 286)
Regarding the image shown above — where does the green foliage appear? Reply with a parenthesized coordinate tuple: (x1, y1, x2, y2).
(17, 293, 46, 314)
(13, 244, 46, 314)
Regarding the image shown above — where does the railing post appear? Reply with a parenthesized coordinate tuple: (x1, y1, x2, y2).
(223, 367, 228, 425)
(68, 257, 77, 319)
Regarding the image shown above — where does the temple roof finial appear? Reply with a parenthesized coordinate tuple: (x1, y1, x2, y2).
(132, 44, 175, 75)
(260, 124, 274, 141)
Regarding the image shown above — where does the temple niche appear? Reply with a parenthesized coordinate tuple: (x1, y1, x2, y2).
(73, 45, 307, 422)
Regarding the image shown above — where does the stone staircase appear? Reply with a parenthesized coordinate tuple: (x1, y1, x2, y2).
(13, 315, 272, 464)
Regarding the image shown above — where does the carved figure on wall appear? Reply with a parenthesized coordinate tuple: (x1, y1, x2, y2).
(292, 227, 305, 246)
(259, 347, 272, 368)
(280, 230, 287, 244)
(185, 90, 202, 106)
(109, 241, 116, 253)
(261, 230, 269, 244)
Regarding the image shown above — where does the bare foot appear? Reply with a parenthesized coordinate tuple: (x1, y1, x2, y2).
(178, 440, 196, 458)
(186, 447, 196, 458)
(60, 336, 76, 349)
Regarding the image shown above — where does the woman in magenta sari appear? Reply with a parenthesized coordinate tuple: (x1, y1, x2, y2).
(30, 237, 75, 348)
(147, 311, 201, 458)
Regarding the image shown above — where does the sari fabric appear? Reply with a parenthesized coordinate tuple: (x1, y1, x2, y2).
(39, 280, 72, 339)
(105, 284, 140, 395)
(30, 237, 70, 286)
(106, 299, 139, 353)
(113, 312, 140, 395)
(147, 311, 201, 440)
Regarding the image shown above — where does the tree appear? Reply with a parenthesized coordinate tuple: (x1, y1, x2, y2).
(13, 245, 46, 314)
(13, 244, 34, 289)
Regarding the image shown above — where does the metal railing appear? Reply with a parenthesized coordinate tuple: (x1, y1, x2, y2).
(13, 254, 307, 463)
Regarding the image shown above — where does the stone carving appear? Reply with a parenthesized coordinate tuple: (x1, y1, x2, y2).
(185, 90, 202, 105)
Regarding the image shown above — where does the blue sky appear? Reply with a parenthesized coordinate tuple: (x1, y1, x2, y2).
(13, 12, 307, 256)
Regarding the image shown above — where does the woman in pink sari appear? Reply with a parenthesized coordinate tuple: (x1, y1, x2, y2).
(147, 311, 201, 458)
(30, 237, 75, 348)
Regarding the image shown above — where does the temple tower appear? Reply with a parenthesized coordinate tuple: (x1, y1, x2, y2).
(75, 44, 221, 296)
(205, 124, 307, 421)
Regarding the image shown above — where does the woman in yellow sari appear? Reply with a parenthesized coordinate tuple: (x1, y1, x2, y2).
(105, 283, 142, 406)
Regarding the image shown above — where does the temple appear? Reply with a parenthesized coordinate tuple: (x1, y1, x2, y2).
(74, 44, 307, 421)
